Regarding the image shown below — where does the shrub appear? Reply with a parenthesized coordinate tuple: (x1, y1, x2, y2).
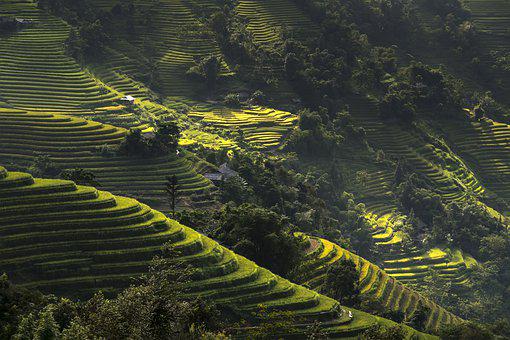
(321, 259, 360, 306)
(118, 121, 180, 157)
(187, 55, 222, 89)
(360, 324, 406, 340)
(60, 168, 100, 187)
(224, 93, 241, 107)
(28, 155, 61, 178)
(250, 90, 266, 105)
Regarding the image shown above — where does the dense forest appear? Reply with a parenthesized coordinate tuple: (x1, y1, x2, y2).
(0, 0, 509, 338)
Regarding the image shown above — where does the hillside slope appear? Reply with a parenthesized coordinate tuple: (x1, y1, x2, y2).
(0, 108, 213, 208)
(298, 234, 462, 333)
(0, 165, 433, 338)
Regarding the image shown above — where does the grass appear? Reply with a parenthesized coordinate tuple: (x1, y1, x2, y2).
(0, 165, 433, 338)
(184, 100, 298, 149)
(236, 0, 318, 46)
(441, 118, 510, 215)
(299, 234, 462, 333)
(0, 108, 214, 209)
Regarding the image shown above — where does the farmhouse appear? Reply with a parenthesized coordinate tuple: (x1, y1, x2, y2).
(120, 95, 136, 105)
(0, 16, 34, 30)
(204, 163, 239, 183)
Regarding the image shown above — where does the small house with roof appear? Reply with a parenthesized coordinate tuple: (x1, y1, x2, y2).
(204, 163, 240, 183)
(120, 95, 136, 106)
(0, 17, 34, 30)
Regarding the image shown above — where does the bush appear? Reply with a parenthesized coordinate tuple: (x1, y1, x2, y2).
(118, 121, 180, 157)
(60, 169, 100, 187)
(28, 155, 61, 178)
(224, 93, 241, 107)
(440, 322, 494, 340)
(285, 109, 344, 158)
(321, 259, 360, 306)
(187, 55, 222, 89)
(249, 90, 266, 105)
(359, 324, 406, 340)
(379, 84, 416, 123)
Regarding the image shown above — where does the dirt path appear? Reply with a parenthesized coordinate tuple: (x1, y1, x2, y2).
(305, 237, 320, 254)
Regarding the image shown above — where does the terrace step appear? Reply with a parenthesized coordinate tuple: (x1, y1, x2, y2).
(0, 164, 378, 337)
(300, 235, 462, 332)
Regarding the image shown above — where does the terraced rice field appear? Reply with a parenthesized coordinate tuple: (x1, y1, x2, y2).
(236, 0, 318, 45)
(91, 0, 232, 97)
(360, 210, 476, 286)
(91, 49, 153, 103)
(0, 0, 120, 112)
(464, 0, 510, 100)
(382, 246, 476, 284)
(180, 129, 238, 150)
(340, 158, 476, 287)
(0, 165, 430, 338)
(464, 0, 510, 52)
(300, 235, 462, 332)
(137, 0, 232, 96)
(442, 118, 510, 213)
(0, 108, 213, 208)
(344, 163, 398, 217)
(348, 97, 485, 203)
(187, 103, 298, 148)
(416, 0, 510, 103)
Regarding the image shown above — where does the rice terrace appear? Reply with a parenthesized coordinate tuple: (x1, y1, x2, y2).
(0, 0, 509, 338)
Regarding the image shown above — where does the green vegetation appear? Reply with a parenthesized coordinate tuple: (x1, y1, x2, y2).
(298, 234, 462, 333)
(1, 0, 510, 336)
(180, 203, 304, 277)
(0, 166, 431, 338)
(0, 108, 212, 209)
(1, 265, 227, 339)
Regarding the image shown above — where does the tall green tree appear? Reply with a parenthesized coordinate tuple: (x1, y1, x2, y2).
(321, 259, 360, 306)
(165, 175, 179, 218)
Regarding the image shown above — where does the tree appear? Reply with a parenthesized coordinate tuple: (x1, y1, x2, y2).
(187, 55, 221, 89)
(165, 175, 179, 218)
(379, 83, 416, 123)
(60, 169, 100, 187)
(13, 306, 61, 340)
(60, 321, 93, 340)
(356, 170, 369, 187)
(12, 313, 37, 340)
(286, 109, 344, 158)
(432, 199, 504, 256)
(407, 302, 430, 332)
(359, 324, 406, 340)
(244, 305, 298, 339)
(321, 259, 360, 306)
(0, 274, 47, 339)
(64, 28, 84, 62)
(6, 258, 226, 339)
(440, 322, 494, 340)
(28, 154, 60, 177)
(118, 121, 180, 158)
(153, 121, 180, 155)
(33, 306, 61, 340)
(219, 176, 255, 204)
(118, 129, 150, 157)
(215, 204, 304, 276)
(78, 19, 110, 59)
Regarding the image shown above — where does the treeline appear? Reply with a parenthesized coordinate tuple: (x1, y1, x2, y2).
(0, 261, 228, 340)
(395, 170, 510, 323)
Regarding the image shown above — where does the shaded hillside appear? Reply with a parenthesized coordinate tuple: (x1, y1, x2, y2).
(0, 165, 433, 338)
(298, 234, 462, 332)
